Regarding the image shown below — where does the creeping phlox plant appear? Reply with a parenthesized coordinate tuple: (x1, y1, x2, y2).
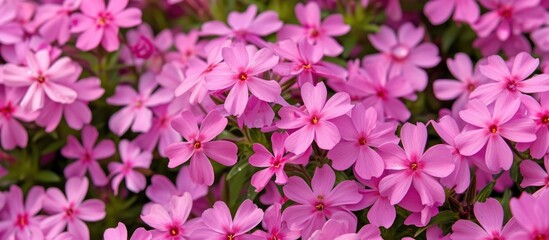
(2, 0, 549, 239)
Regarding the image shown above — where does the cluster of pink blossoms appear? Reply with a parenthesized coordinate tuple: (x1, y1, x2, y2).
(2, 0, 549, 239)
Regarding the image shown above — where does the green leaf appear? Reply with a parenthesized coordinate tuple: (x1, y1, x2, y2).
(442, 24, 460, 53)
(465, 172, 477, 206)
(226, 159, 251, 180)
(414, 210, 459, 237)
(34, 170, 61, 183)
(477, 181, 496, 202)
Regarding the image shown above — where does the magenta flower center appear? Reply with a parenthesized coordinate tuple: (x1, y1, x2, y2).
(542, 115, 549, 125)
(227, 233, 236, 240)
(545, 176, 549, 187)
(169, 226, 180, 236)
(311, 116, 319, 125)
(238, 72, 248, 81)
(315, 195, 325, 211)
(302, 63, 312, 70)
(83, 152, 93, 163)
(16, 213, 29, 229)
(391, 45, 409, 61)
(489, 125, 498, 134)
(272, 158, 282, 169)
(309, 28, 320, 38)
(65, 206, 75, 218)
(359, 137, 367, 145)
(0, 103, 15, 119)
(467, 83, 475, 92)
(410, 162, 419, 171)
(498, 6, 513, 19)
(506, 79, 518, 91)
(131, 36, 155, 59)
(193, 141, 202, 149)
(97, 12, 113, 26)
(533, 234, 547, 240)
(36, 74, 47, 84)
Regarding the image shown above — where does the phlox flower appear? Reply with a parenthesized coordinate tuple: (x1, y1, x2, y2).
(259, 182, 288, 206)
(277, 82, 353, 154)
(171, 30, 199, 66)
(3, 49, 78, 111)
(455, 99, 536, 171)
(133, 102, 183, 157)
(141, 193, 196, 239)
(0, 186, 44, 240)
(0, 86, 38, 150)
(474, 32, 532, 57)
(41, 178, 106, 240)
(510, 191, 549, 239)
(249, 132, 311, 192)
(193, 200, 264, 240)
(424, 0, 479, 25)
(121, 23, 173, 71)
(470, 52, 549, 105)
(253, 203, 300, 240)
(165, 110, 238, 185)
(237, 95, 275, 129)
(278, 1, 350, 56)
(205, 44, 281, 116)
(108, 140, 152, 194)
(282, 166, 362, 239)
(309, 212, 357, 240)
(347, 176, 395, 228)
(33, 0, 81, 44)
(107, 72, 173, 136)
(328, 105, 399, 180)
(520, 158, 549, 196)
(0, 0, 23, 44)
(365, 22, 440, 91)
(452, 198, 520, 240)
(71, 0, 142, 51)
(61, 125, 115, 186)
(517, 94, 549, 158)
(378, 122, 454, 206)
(103, 222, 151, 240)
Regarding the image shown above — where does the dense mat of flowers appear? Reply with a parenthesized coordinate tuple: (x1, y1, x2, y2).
(1, 0, 549, 239)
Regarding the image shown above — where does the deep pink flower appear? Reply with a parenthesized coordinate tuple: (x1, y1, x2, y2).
(277, 82, 353, 154)
(273, 39, 347, 86)
(61, 125, 115, 186)
(278, 2, 350, 56)
(474, 32, 532, 57)
(378, 122, 454, 206)
(365, 22, 440, 91)
(424, 0, 480, 25)
(452, 198, 520, 240)
(253, 203, 300, 240)
(33, 0, 81, 44)
(0, 86, 38, 150)
(108, 140, 152, 194)
(328, 105, 398, 179)
(121, 23, 173, 71)
(347, 176, 395, 228)
(165, 110, 237, 185)
(3, 49, 78, 111)
(141, 193, 196, 239)
(107, 72, 173, 136)
(520, 158, 549, 196)
(470, 52, 549, 105)
(433, 53, 486, 117)
(282, 166, 361, 239)
(250, 132, 311, 192)
(0, 186, 44, 240)
(517, 94, 549, 158)
(455, 99, 536, 171)
(71, 0, 142, 51)
(193, 200, 264, 239)
(205, 44, 281, 116)
(201, 5, 282, 47)
(510, 191, 549, 239)
(41, 178, 106, 240)
(103, 222, 151, 240)
(473, 0, 544, 41)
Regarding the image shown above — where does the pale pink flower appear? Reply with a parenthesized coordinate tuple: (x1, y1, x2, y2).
(0, 0, 23, 44)
(309, 212, 357, 240)
(260, 182, 288, 206)
(474, 32, 532, 57)
(0, 86, 38, 150)
(253, 203, 300, 240)
(165, 110, 237, 185)
(347, 175, 395, 228)
(0, 186, 45, 240)
(193, 200, 264, 239)
(277, 82, 353, 154)
(237, 95, 276, 129)
(103, 222, 151, 240)
(61, 125, 115, 186)
(206, 44, 281, 116)
(278, 2, 350, 56)
(71, 0, 142, 51)
(108, 140, 152, 194)
(510, 191, 549, 239)
(141, 193, 196, 239)
(41, 178, 106, 240)
(517, 94, 549, 158)
(520, 158, 549, 196)
(133, 103, 182, 157)
(33, 0, 81, 44)
(424, 0, 480, 25)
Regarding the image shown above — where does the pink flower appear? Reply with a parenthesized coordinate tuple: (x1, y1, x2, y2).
(3, 49, 78, 111)
(452, 198, 520, 240)
(510, 191, 549, 239)
(107, 72, 173, 136)
(278, 2, 350, 56)
(309, 212, 357, 240)
(518, 94, 549, 158)
(0, 86, 37, 150)
(282, 166, 361, 239)
(237, 95, 275, 129)
(378, 122, 454, 206)
(33, 0, 81, 44)
(520, 158, 549, 196)
(365, 22, 440, 91)
(277, 82, 353, 154)
(348, 176, 396, 228)
(433, 53, 486, 117)
(205, 44, 281, 116)
(61, 125, 115, 186)
(0, 0, 23, 44)
(474, 32, 531, 57)
(121, 23, 173, 71)
(470, 52, 549, 105)
(133, 103, 182, 157)
(141, 193, 196, 239)
(71, 0, 142, 51)
(201, 5, 282, 46)
(41, 178, 106, 240)
(103, 222, 151, 240)
(193, 200, 264, 239)
(424, 0, 479, 25)
(250, 132, 311, 192)
(165, 110, 238, 185)
(273, 39, 347, 86)
(171, 30, 199, 66)
(0, 186, 44, 240)
(455, 99, 536, 171)
(358, 61, 415, 122)
(253, 203, 300, 240)
(108, 140, 152, 194)
(328, 105, 398, 179)
(473, 0, 544, 41)
(260, 182, 288, 206)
